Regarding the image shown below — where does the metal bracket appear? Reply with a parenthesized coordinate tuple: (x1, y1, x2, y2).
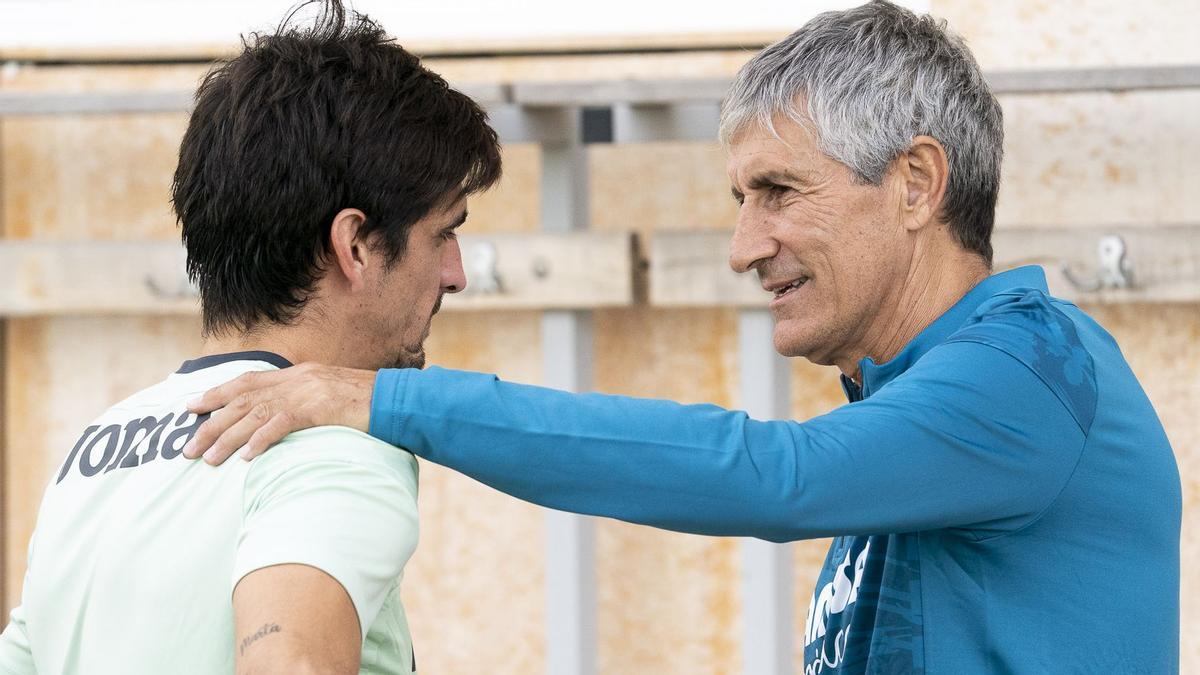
(143, 273, 199, 300)
(465, 240, 504, 295)
(1062, 234, 1133, 292)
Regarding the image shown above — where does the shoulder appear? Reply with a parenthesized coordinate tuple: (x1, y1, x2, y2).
(944, 288, 1098, 434)
(244, 425, 418, 500)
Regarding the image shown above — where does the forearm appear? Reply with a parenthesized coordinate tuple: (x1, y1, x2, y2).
(372, 367, 809, 540)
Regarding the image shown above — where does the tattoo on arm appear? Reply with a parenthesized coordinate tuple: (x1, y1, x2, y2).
(240, 622, 282, 655)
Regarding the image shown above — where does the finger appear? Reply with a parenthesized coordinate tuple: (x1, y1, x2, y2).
(201, 400, 280, 466)
(187, 369, 288, 414)
(240, 411, 299, 461)
(182, 391, 258, 459)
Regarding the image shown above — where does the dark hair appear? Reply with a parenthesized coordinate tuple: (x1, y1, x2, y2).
(172, 0, 502, 335)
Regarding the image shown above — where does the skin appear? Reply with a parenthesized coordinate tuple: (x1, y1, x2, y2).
(726, 115, 989, 377)
(206, 196, 470, 672)
(233, 564, 361, 675)
(191, 198, 469, 461)
(184, 112, 990, 464)
(203, 197, 470, 372)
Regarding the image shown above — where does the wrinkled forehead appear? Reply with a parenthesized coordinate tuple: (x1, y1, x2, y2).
(725, 114, 824, 187)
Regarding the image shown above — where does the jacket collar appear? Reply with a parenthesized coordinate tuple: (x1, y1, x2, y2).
(841, 265, 1049, 400)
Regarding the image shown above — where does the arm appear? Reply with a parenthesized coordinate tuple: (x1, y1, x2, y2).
(233, 433, 419, 672)
(233, 564, 360, 674)
(371, 341, 1087, 541)
(189, 341, 1088, 542)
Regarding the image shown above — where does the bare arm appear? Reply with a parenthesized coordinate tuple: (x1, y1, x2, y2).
(233, 563, 361, 675)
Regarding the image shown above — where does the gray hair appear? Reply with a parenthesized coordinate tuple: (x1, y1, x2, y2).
(719, 0, 1003, 264)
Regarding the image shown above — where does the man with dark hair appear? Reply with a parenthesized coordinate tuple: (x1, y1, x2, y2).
(0, 2, 500, 673)
(181, 1, 1179, 672)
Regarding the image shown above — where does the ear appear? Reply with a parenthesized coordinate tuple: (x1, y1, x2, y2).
(895, 135, 949, 232)
(328, 208, 370, 292)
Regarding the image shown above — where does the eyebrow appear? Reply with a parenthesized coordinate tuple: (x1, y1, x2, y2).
(444, 210, 469, 231)
(745, 169, 815, 190)
(730, 169, 816, 202)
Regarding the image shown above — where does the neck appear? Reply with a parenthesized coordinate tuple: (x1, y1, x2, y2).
(839, 249, 989, 384)
(201, 314, 373, 370)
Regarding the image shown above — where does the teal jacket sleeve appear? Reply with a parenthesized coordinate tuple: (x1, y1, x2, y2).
(370, 341, 1086, 542)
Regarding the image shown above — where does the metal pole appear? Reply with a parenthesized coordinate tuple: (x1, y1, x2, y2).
(539, 105, 598, 675)
(738, 309, 795, 675)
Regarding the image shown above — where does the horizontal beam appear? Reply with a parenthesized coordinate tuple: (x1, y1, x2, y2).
(2, 225, 1194, 315)
(511, 77, 731, 107)
(0, 83, 510, 116)
(986, 64, 1200, 95)
(0, 240, 197, 315)
(509, 65, 1200, 107)
(649, 224, 1200, 306)
(0, 232, 635, 316)
(3, 66, 1194, 117)
(448, 232, 634, 310)
(0, 90, 195, 116)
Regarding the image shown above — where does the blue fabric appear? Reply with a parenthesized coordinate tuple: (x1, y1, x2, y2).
(370, 266, 1180, 673)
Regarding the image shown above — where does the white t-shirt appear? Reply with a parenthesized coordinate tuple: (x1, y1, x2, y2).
(0, 351, 419, 674)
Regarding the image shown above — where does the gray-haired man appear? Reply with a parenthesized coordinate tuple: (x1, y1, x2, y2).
(183, 2, 1181, 671)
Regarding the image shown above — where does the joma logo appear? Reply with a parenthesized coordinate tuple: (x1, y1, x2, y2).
(55, 411, 211, 484)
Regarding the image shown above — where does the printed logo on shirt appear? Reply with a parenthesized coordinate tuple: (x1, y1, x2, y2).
(55, 410, 211, 484)
(804, 540, 871, 674)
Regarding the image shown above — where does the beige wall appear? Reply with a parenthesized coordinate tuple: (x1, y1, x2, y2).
(1, 2, 1196, 672)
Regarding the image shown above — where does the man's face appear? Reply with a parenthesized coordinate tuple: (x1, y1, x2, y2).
(365, 196, 469, 369)
(726, 116, 908, 367)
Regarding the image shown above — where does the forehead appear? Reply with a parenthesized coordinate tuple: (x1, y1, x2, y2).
(420, 194, 468, 224)
(725, 116, 825, 185)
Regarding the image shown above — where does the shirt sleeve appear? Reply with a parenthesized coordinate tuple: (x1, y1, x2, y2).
(0, 606, 35, 675)
(233, 428, 419, 641)
(370, 341, 1086, 542)
(0, 534, 38, 674)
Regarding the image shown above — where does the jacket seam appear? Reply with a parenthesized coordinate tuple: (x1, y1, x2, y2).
(940, 337, 1095, 437)
(940, 339, 1093, 544)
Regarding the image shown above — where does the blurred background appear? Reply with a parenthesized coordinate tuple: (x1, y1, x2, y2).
(0, 0, 1196, 673)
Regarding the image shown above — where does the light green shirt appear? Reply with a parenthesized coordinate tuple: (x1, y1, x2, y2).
(0, 355, 419, 674)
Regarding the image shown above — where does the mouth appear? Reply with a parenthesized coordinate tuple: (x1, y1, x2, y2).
(768, 276, 810, 300)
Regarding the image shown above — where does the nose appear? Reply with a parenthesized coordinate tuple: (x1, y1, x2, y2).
(728, 205, 778, 274)
(442, 237, 468, 294)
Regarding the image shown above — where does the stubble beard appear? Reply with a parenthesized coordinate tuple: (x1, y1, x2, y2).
(388, 292, 444, 370)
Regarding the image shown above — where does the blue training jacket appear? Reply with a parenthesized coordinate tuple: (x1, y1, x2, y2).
(370, 266, 1180, 673)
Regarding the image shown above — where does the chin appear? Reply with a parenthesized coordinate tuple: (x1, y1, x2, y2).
(389, 347, 426, 370)
(772, 331, 807, 359)
(773, 323, 833, 364)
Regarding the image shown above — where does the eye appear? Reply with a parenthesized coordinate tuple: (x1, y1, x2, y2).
(439, 230, 458, 242)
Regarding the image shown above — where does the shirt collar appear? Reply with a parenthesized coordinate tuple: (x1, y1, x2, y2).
(176, 350, 293, 374)
(843, 265, 1049, 399)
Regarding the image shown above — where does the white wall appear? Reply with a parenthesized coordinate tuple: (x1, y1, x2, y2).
(0, 0, 928, 53)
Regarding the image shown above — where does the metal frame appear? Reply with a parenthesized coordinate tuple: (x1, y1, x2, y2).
(2, 64, 1197, 116)
(539, 106, 598, 675)
(738, 310, 795, 675)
